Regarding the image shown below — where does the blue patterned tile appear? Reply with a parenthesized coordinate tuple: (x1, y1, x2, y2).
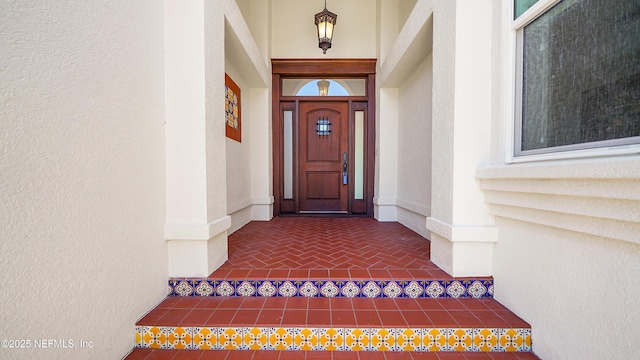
(236, 281, 257, 297)
(320, 280, 340, 297)
(215, 281, 235, 297)
(167, 277, 494, 299)
(299, 281, 319, 297)
(194, 280, 215, 297)
(340, 281, 360, 298)
(278, 281, 298, 297)
(361, 281, 382, 298)
(256, 280, 277, 297)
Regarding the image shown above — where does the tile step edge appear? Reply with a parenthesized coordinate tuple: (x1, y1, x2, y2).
(135, 326, 530, 352)
(168, 279, 494, 299)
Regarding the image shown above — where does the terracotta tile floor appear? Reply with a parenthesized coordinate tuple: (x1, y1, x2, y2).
(209, 218, 457, 281)
(137, 297, 528, 328)
(128, 218, 537, 359)
(125, 349, 541, 359)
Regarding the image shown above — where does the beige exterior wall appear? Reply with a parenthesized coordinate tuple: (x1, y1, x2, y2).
(479, 158, 640, 359)
(0, 1, 167, 359)
(225, 62, 254, 233)
(224, 0, 272, 234)
(271, 0, 377, 59)
(478, 1, 640, 359)
(395, 54, 433, 238)
(165, 0, 230, 278)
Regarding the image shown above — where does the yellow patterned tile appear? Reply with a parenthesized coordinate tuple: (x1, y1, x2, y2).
(423, 328, 446, 351)
(220, 328, 242, 350)
(447, 328, 472, 351)
(499, 328, 526, 352)
(318, 328, 344, 350)
(397, 329, 421, 351)
(269, 328, 294, 350)
(294, 328, 318, 350)
(344, 328, 370, 351)
(192, 327, 217, 350)
(524, 329, 532, 351)
(371, 329, 395, 351)
(243, 327, 268, 350)
(472, 328, 499, 352)
(167, 327, 192, 350)
(135, 327, 144, 348)
(142, 326, 167, 349)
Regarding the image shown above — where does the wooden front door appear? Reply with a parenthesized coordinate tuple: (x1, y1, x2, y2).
(299, 101, 349, 213)
(272, 59, 376, 217)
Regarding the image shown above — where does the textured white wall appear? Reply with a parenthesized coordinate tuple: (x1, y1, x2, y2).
(427, 0, 497, 277)
(396, 54, 432, 238)
(0, 1, 167, 359)
(165, 0, 230, 278)
(478, 1, 640, 358)
(224, 0, 272, 232)
(225, 62, 253, 232)
(399, 0, 419, 30)
(430, 0, 456, 225)
(271, 0, 376, 58)
(479, 159, 640, 359)
(165, 0, 209, 226)
(378, 0, 400, 63)
(249, 87, 274, 222)
(493, 218, 640, 359)
(374, 88, 399, 221)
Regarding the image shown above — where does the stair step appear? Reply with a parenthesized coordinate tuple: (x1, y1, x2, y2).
(134, 297, 531, 352)
(168, 278, 494, 299)
(130, 219, 537, 357)
(125, 348, 541, 359)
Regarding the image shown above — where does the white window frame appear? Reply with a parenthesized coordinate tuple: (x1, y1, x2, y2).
(506, 0, 640, 163)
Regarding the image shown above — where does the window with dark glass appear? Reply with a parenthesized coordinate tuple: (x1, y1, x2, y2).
(515, 0, 640, 156)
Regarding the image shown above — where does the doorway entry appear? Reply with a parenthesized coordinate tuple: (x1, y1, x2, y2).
(298, 101, 348, 213)
(272, 59, 376, 216)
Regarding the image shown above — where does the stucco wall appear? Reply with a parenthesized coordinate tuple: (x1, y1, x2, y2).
(493, 217, 640, 359)
(478, 158, 640, 359)
(225, 63, 254, 233)
(477, 1, 640, 358)
(0, 1, 167, 359)
(271, 0, 376, 58)
(223, 0, 272, 233)
(396, 54, 433, 237)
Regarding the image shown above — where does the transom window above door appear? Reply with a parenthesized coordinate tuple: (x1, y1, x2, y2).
(282, 78, 366, 96)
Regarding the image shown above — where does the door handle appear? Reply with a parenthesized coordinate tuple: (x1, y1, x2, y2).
(342, 152, 348, 184)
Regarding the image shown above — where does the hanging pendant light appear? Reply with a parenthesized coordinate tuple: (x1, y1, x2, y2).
(317, 79, 330, 96)
(314, 0, 337, 54)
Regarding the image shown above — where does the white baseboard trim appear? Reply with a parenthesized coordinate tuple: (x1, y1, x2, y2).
(165, 215, 232, 241)
(426, 217, 498, 243)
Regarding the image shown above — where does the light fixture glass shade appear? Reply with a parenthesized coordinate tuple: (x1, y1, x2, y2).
(317, 80, 330, 96)
(317, 20, 334, 40)
(314, 4, 337, 54)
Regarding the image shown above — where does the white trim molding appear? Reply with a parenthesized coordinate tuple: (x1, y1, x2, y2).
(165, 216, 232, 241)
(396, 198, 430, 217)
(477, 158, 640, 245)
(426, 217, 498, 277)
(426, 217, 499, 244)
(166, 216, 231, 277)
(373, 197, 398, 221)
(228, 198, 253, 215)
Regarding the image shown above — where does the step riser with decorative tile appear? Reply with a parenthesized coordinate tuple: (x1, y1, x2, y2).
(136, 326, 531, 353)
(169, 279, 494, 299)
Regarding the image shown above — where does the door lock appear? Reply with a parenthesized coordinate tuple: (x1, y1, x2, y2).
(342, 152, 348, 184)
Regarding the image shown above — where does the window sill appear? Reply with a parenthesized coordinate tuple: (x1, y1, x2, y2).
(508, 144, 640, 164)
(476, 158, 640, 245)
